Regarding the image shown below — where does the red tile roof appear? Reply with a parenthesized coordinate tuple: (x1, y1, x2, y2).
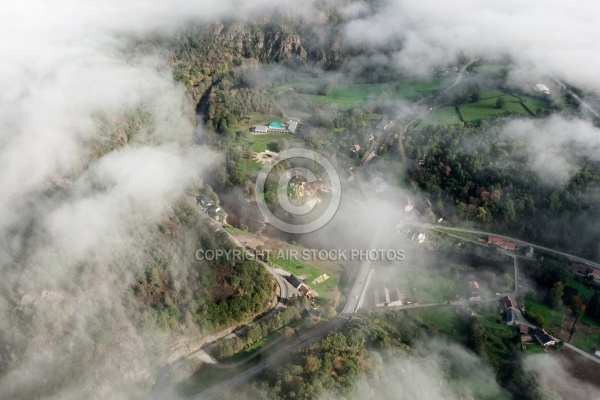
(488, 236, 517, 250)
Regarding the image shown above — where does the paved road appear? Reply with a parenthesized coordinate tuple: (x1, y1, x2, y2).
(340, 226, 384, 315)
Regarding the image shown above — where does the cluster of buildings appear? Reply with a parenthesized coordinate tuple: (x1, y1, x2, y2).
(571, 262, 600, 285)
(372, 287, 405, 307)
(195, 195, 222, 219)
(254, 120, 298, 134)
(532, 328, 556, 347)
(498, 296, 556, 348)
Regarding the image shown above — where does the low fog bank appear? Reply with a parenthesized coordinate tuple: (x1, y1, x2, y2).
(0, 0, 307, 399)
(342, 0, 600, 91)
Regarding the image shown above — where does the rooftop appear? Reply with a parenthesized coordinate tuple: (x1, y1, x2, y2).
(268, 121, 285, 129)
(488, 236, 517, 250)
(286, 274, 303, 288)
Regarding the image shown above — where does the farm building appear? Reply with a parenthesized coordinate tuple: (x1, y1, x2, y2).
(488, 236, 517, 250)
(285, 274, 317, 298)
(534, 84, 550, 95)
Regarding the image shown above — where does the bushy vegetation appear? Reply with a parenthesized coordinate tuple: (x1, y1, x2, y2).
(214, 296, 307, 360)
(404, 122, 600, 260)
(231, 310, 558, 400)
(132, 200, 275, 336)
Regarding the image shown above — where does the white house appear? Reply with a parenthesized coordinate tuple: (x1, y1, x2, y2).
(534, 84, 550, 95)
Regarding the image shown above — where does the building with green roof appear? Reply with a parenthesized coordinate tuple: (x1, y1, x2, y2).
(268, 121, 286, 129)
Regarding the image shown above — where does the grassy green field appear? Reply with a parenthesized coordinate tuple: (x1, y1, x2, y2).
(459, 91, 526, 124)
(232, 128, 302, 173)
(520, 96, 549, 114)
(435, 228, 481, 241)
(405, 271, 464, 303)
(271, 78, 447, 109)
(247, 133, 292, 152)
(571, 332, 600, 352)
(566, 278, 597, 300)
(416, 106, 460, 127)
(409, 307, 470, 345)
(523, 342, 546, 354)
(523, 294, 564, 329)
(416, 89, 549, 127)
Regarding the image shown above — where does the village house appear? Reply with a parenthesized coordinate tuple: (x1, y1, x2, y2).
(590, 269, 600, 283)
(487, 236, 517, 251)
(505, 307, 518, 325)
(524, 246, 534, 258)
(503, 295, 518, 325)
(533, 328, 555, 347)
(286, 274, 317, 298)
(571, 262, 590, 277)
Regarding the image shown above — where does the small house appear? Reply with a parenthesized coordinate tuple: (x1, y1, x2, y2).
(254, 125, 269, 134)
(534, 84, 550, 95)
(286, 274, 303, 288)
(286, 274, 317, 298)
(503, 295, 516, 310)
(519, 325, 529, 335)
(524, 246, 534, 258)
(533, 328, 555, 347)
(298, 283, 316, 298)
(571, 263, 589, 276)
(505, 307, 517, 325)
(388, 289, 405, 306)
